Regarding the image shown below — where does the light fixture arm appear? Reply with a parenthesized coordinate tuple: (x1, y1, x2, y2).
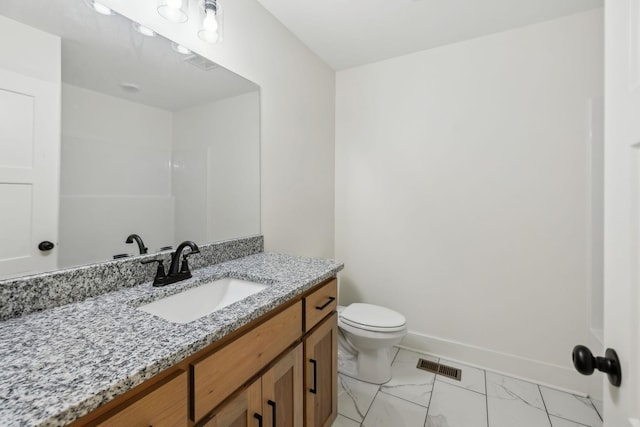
(203, 0, 218, 14)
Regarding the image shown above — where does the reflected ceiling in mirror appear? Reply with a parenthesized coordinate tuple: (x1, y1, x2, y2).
(0, 0, 260, 280)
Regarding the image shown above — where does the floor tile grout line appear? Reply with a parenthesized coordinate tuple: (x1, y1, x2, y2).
(378, 387, 433, 409)
(358, 384, 382, 425)
(590, 399, 603, 422)
(484, 369, 490, 427)
(550, 414, 592, 427)
(391, 347, 400, 364)
(538, 384, 554, 427)
(434, 376, 487, 396)
(336, 412, 363, 425)
(336, 374, 377, 425)
(423, 362, 438, 427)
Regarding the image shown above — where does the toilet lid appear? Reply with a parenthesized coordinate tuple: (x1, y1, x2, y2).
(340, 303, 406, 330)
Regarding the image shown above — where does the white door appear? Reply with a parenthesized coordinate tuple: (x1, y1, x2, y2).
(603, 0, 640, 425)
(0, 68, 60, 279)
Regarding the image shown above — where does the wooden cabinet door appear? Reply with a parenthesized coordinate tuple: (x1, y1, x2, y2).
(201, 380, 262, 427)
(193, 302, 302, 421)
(261, 344, 303, 427)
(304, 313, 337, 427)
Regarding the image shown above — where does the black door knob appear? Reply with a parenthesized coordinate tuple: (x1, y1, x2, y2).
(38, 241, 55, 251)
(572, 345, 622, 387)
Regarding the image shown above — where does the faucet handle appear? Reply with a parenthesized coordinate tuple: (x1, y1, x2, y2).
(141, 259, 167, 285)
(180, 256, 191, 274)
(180, 250, 199, 274)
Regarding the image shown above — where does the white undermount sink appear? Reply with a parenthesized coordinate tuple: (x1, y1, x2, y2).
(138, 278, 268, 324)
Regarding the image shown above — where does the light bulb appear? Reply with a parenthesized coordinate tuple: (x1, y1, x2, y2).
(198, 9, 219, 43)
(202, 9, 218, 32)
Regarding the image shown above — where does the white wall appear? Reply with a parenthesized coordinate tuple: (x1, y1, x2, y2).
(335, 10, 603, 393)
(0, 15, 60, 84)
(99, 0, 336, 258)
(172, 92, 260, 243)
(59, 84, 174, 266)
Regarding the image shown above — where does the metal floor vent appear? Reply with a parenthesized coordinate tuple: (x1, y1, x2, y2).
(416, 359, 462, 381)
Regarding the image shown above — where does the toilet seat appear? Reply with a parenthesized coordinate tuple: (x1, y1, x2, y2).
(340, 303, 406, 332)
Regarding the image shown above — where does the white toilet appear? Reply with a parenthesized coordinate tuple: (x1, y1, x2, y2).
(337, 303, 408, 384)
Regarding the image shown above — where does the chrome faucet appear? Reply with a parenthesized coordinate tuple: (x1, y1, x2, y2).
(141, 240, 200, 287)
(126, 234, 148, 254)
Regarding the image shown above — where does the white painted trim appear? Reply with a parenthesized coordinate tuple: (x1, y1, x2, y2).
(591, 327, 604, 346)
(401, 330, 590, 396)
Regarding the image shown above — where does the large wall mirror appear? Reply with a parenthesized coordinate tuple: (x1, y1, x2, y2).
(0, 0, 260, 280)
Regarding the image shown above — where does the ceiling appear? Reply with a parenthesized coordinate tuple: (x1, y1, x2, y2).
(0, 0, 257, 111)
(256, 0, 603, 70)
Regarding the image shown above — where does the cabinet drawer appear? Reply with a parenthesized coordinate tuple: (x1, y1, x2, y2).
(304, 279, 337, 332)
(192, 301, 303, 422)
(95, 370, 187, 427)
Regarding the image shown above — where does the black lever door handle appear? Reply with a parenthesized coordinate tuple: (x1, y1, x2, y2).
(267, 400, 276, 427)
(254, 413, 263, 427)
(572, 345, 622, 387)
(38, 241, 54, 251)
(310, 359, 317, 394)
(316, 297, 335, 310)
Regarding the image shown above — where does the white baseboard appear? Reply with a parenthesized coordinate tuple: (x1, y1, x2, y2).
(401, 330, 590, 396)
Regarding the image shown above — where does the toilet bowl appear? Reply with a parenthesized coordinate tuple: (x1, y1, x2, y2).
(337, 303, 408, 384)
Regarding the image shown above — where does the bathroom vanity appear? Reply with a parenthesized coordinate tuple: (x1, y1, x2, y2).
(0, 245, 343, 427)
(75, 278, 337, 427)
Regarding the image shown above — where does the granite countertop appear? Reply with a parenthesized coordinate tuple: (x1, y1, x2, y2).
(0, 252, 343, 427)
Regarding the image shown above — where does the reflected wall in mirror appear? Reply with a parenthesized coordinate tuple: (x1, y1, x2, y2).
(0, 0, 260, 280)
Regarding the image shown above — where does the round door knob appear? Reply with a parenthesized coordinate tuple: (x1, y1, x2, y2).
(572, 345, 622, 387)
(38, 241, 55, 251)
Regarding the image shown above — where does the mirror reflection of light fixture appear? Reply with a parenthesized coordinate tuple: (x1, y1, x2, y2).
(157, 0, 188, 23)
(84, 0, 113, 15)
(198, 0, 223, 44)
(132, 22, 157, 37)
(171, 42, 192, 55)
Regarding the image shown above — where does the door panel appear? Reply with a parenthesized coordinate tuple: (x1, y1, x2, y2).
(262, 344, 303, 427)
(604, 0, 640, 424)
(0, 68, 60, 279)
(201, 380, 262, 427)
(0, 88, 34, 168)
(304, 313, 337, 427)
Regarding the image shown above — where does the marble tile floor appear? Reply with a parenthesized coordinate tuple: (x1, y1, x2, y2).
(333, 348, 603, 427)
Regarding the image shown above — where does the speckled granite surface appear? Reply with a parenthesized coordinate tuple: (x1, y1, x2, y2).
(0, 236, 263, 321)
(0, 252, 343, 427)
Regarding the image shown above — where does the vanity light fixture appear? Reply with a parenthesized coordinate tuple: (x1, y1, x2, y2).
(157, 0, 188, 23)
(198, 0, 223, 44)
(84, 0, 113, 15)
(171, 42, 192, 55)
(132, 22, 156, 37)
